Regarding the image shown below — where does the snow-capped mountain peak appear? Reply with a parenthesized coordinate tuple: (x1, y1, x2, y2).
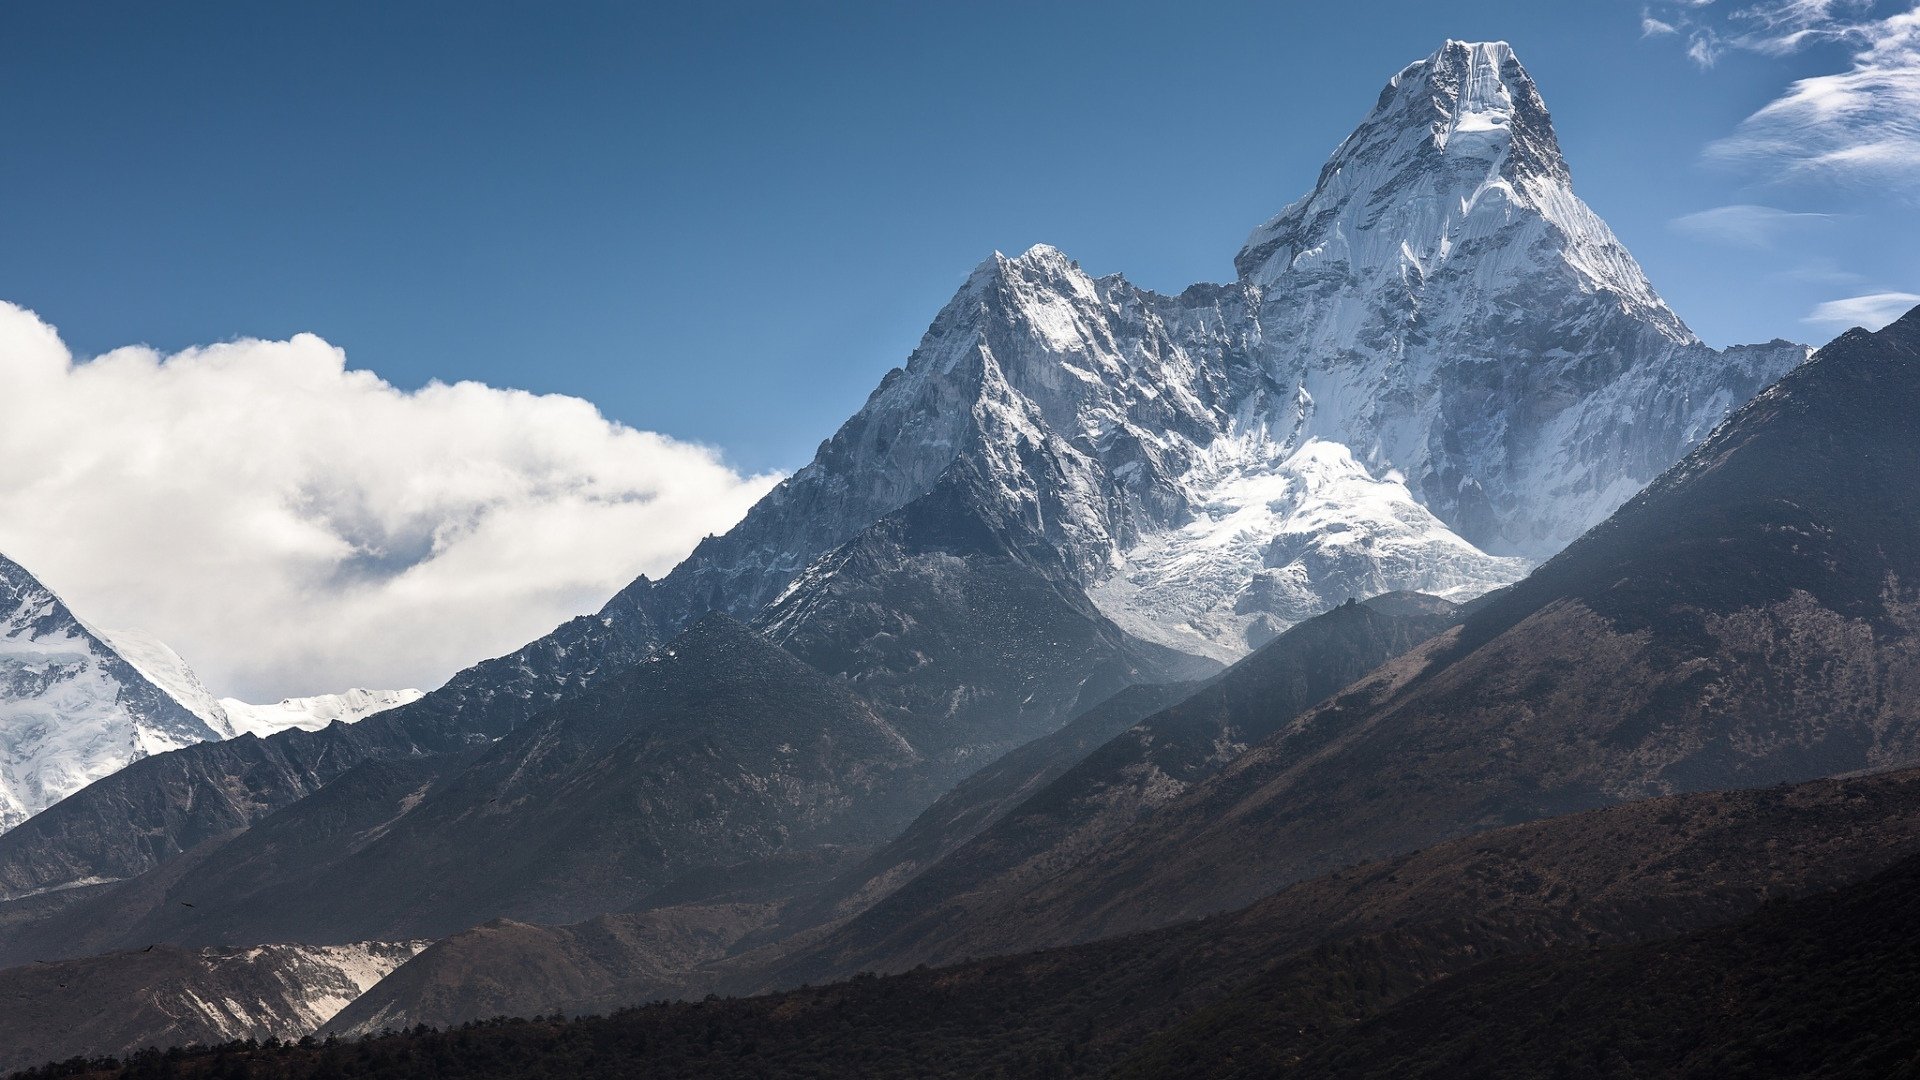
(613, 41, 1807, 669)
(97, 626, 234, 736)
(99, 625, 424, 738)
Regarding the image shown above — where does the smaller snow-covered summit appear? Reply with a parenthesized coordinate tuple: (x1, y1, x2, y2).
(220, 688, 424, 737)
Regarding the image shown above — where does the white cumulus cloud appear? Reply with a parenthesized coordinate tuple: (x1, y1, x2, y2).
(0, 301, 781, 701)
(1804, 290, 1920, 328)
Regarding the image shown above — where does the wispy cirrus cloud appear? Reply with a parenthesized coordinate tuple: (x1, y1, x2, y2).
(1804, 290, 1920, 328)
(1669, 204, 1832, 246)
(1643, 2, 1920, 184)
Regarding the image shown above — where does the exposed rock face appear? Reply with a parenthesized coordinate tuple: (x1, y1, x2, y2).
(0, 939, 425, 1074)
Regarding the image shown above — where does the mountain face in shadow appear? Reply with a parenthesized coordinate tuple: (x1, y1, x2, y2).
(748, 592, 1462, 985)
(0, 616, 927, 954)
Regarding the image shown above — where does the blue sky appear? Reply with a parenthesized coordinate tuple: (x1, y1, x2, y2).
(2, 0, 1914, 474)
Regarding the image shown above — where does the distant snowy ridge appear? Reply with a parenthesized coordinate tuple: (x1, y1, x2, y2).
(100, 628, 421, 737)
(97, 626, 236, 734)
(219, 688, 425, 737)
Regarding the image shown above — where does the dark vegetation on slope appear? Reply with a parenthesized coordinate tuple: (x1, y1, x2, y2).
(22, 764, 1920, 1080)
(1285, 847, 1920, 1080)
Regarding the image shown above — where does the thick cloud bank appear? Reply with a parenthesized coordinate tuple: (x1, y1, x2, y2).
(0, 302, 780, 700)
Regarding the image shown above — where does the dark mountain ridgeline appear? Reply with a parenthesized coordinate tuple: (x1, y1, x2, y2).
(757, 678, 1205, 942)
(0, 754, 473, 967)
(313, 591, 1459, 1032)
(5, 617, 926, 951)
(0, 601, 661, 902)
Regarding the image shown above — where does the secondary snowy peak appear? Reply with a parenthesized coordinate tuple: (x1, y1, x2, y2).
(219, 688, 425, 737)
(0, 554, 418, 832)
(0, 554, 225, 832)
